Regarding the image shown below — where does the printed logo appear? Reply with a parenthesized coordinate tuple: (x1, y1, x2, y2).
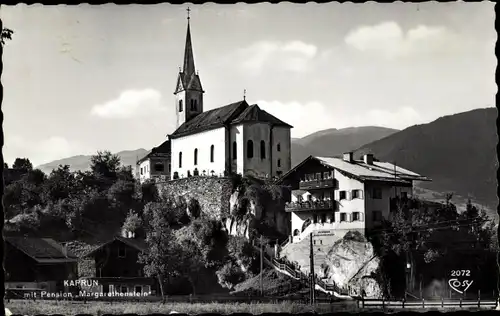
(449, 270, 473, 294)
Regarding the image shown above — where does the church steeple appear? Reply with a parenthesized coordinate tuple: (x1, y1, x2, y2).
(183, 9, 195, 78)
(174, 7, 205, 129)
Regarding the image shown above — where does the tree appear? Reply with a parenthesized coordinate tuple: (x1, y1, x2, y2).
(12, 158, 33, 172)
(89, 151, 122, 189)
(44, 165, 78, 202)
(122, 210, 143, 236)
(139, 200, 183, 303)
(1, 27, 14, 47)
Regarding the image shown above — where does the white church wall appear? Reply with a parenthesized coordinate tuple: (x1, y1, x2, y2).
(171, 127, 226, 179)
(230, 124, 244, 175)
(272, 126, 292, 177)
(243, 123, 271, 178)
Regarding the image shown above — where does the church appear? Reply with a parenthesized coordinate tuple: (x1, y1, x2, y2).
(137, 13, 293, 183)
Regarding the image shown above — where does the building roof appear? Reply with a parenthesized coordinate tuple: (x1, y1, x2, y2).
(5, 237, 78, 263)
(170, 100, 293, 139)
(231, 104, 293, 128)
(137, 140, 171, 164)
(82, 236, 148, 258)
(277, 155, 430, 184)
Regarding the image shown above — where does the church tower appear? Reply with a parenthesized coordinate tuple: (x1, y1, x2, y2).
(174, 9, 204, 128)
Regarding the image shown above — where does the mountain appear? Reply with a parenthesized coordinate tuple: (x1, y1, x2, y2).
(355, 107, 498, 212)
(36, 149, 149, 175)
(291, 126, 399, 167)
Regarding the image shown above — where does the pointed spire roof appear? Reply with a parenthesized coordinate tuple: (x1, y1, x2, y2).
(183, 18, 195, 78)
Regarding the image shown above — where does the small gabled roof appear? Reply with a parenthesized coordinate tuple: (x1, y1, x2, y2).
(5, 237, 78, 263)
(169, 100, 248, 139)
(231, 104, 293, 128)
(137, 140, 171, 164)
(82, 236, 148, 258)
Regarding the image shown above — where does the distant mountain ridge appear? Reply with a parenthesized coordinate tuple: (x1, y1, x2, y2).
(355, 107, 498, 211)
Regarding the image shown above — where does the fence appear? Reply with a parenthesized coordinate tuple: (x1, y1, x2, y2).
(359, 297, 498, 310)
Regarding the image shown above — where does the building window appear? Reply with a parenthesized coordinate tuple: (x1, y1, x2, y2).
(247, 140, 254, 158)
(232, 141, 237, 160)
(168, 163, 171, 173)
(154, 163, 164, 172)
(339, 190, 346, 200)
(179, 152, 183, 168)
(353, 212, 361, 221)
(194, 148, 198, 165)
(210, 145, 214, 162)
(135, 286, 142, 293)
(340, 213, 347, 222)
(260, 140, 266, 159)
(121, 286, 127, 293)
(321, 214, 327, 223)
(316, 172, 322, 180)
(323, 171, 331, 179)
(118, 245, 126, 258)
(373, 210, 382, 222)
(140, 167, 143, 175)
(277, 143, 281, 152)
(190, 99, 198, 111)
(179, 100, 183, 112)
(373, 188, 382, 199)
(313, 214, 318, 224)
(352, 189, 363, 199)
(277, 159, 281, 168)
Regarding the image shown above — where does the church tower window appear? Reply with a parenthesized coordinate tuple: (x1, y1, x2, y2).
(179, 152, 183, 168)
(194, 148, 198, 165)
(260, 141, 266, 159)
(247, 140, 254, 159)
(277, 143, 281, 152)
(232, 141, 237, 160)
(179, 100, 183, 112)
(277, 159, 281, 168)
(210, 145, 215, 162)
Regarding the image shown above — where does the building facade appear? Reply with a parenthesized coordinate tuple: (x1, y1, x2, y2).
(136, 140, 171, 184)
(137, 16, 292, 183)
(277, 153, 430, 243)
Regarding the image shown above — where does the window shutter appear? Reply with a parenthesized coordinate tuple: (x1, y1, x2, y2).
(359, 190, 364, 199)
(348, 213, 352, 222)
(359, 212, 364, 221)
(334, 190, 340, 201)
(346, 191, 352, 201)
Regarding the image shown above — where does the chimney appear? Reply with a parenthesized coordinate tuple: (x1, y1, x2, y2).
(364, 154, 374, 165)
(343, 152, 353, 162)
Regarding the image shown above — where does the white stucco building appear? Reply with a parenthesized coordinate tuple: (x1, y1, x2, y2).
(137, 15, 293, 183)
(277, 153, 431, 243)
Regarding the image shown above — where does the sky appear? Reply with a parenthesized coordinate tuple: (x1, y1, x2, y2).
(1, 2, 497, 167)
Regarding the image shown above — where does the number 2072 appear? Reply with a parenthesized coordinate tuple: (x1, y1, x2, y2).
(451, 270, 471, 277)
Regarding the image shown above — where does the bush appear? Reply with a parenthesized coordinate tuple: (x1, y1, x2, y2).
(216, 261, 246, 290)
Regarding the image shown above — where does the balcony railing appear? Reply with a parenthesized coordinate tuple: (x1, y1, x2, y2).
(299, 179, 336, 190)
(285, 200, 336, 212)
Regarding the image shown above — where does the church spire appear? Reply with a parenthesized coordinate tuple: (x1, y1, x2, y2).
(183, 7, 195, 77)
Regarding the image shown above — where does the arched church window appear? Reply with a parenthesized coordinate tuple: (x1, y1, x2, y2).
(277, 143, 281, 152)
(210, 145, 214, 162)
(277, 159, 281, 168)
(194, 148, 198, 165)
(247, 140, 254, 158)
(232, 141, 237, 160)
(260, 140, 266, 159)
(179, 100, 183, 112)
(179, 152, 183, 168)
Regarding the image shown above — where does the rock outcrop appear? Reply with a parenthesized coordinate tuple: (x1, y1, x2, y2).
(320, 232, 382, 298)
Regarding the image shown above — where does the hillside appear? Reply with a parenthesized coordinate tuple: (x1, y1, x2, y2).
(291, 126, 398, 167)
(355, 107, 498, 212)
(36, 149, 149, 174)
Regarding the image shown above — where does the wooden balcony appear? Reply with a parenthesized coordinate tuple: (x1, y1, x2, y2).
(299, 178, 336, 190)
(285, 200, 337, 212)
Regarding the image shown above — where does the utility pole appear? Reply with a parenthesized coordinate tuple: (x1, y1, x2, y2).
(260, 234, 263, 297)
(309, 232, 315, 305)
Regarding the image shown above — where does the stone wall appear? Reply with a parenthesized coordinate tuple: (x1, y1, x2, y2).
(155, 176, 234, 220)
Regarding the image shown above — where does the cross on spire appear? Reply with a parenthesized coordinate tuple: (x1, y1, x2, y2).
(243, 89, 246, 101)
(187, 7, 191, 20)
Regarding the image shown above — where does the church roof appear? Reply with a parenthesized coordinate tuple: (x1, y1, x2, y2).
(231, 104, 293, 128)
(170, 100, 293, 139)
(170, 100, 248, 139)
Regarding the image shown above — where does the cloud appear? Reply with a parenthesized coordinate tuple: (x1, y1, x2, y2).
(236, 40, 318, 74)
(3, 136, 93, 167)
(90, 89, 165, 119)
(344, 22, 456, 59)
(257, 100, 424, 138)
